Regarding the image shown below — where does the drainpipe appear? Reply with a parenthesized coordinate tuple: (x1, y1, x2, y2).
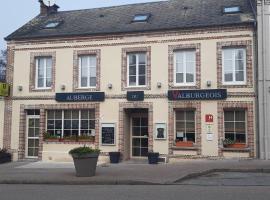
(261, 0, 268, 160)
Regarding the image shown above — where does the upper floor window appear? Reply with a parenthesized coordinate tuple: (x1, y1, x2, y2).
(79, 55, 97, 88)
(222, 48, 246, 85)
(35, 57, 52, 89)
(127, 53, 146, 87)
(174, 50, 196, 86)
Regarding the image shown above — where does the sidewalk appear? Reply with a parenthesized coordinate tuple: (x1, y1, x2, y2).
(0, 159, 270, 185)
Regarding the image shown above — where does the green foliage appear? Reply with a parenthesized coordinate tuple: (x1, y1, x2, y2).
(43, 132, 58, 139)
(69, 146, 100, 156)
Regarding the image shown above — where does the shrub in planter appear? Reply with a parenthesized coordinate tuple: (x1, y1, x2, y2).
(69, 146, 100, 177)
(0, 148, 12, 164)
(43, 132, 59, 142)
(109, 152, 121, 164)
(77, 135, 95, 143)
(148, 152, 159, 164)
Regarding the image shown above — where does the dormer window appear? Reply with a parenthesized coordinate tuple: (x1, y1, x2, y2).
(223, 6, 241, 14)
(44, 21, 60, 28)
(133, 14, 150, 22)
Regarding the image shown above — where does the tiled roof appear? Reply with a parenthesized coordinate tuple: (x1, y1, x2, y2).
(5, 0, 256, 41)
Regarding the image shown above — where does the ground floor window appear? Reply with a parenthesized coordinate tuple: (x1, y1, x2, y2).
(224, 110, 246, 143)
(46, 110, 95, 138)
(175, 110, 195, 142)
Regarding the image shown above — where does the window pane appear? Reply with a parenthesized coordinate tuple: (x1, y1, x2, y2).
(176, 63, 184, 73)
(225, 133, 235, 141)
(175, 52, 184, 63)
(129, 65, 136, 76)
(28, 128, 35, 137)
(55, 120, 62, 129)
(89, 111, 95, 119)
(81, 77, 88, 87)
(129, 76, 136, 86)
(235, 122, 246, 132)
(186, 73, 194, 83)
(72, 111, 79, 119)
(225, 72, 233, 82)
(64, 111, 71, 119)
(236, 134, 246, 143)
(47, 120, 54, 129)
(176, 122, 185, 131)
(38, 78, 44, 88)
(46, 78, 51, 87)
(186, 133, 195, 142)
(224, 111, 234, 121)
(55, 111, 62, 119)
(235, 49, 245, 60)
(186, 51, 195, 62)
(89, 56, 96, 66)
(176, 111, 184, 120)
(90, 67, 96, 77)
(235, 60, 244, 71)
(235, 111, 245, 121)
(89, 120, 95, 129)
(139, 54, 146, 65)
(139, 65, 146, 75)
(81, 120, 88, 129)
(176, 73, 184, 83)
(186, 111, 195, 121)
(223, 49, 233, 60)
(139, 76, 146, 85)
(72, 120, 79, 129)
(64, 120, 71, 129)
(225, 122, 234, 132)
(186, 122, 195, 132)
(224, 60, 233, 71)
(90, 77, 96, 87)
(141, 118, 148, 126)
(236, 71, 244, 82)
(133, 118, 140, 126)
(80, 56, 88, 68)
(81, 111, 88, 119)
(129, 54, 136, 65)
(132, 127, 141, 136)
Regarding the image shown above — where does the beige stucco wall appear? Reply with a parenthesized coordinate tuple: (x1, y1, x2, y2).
(7, 26, 256, 161)
(0, 98, 4, 149)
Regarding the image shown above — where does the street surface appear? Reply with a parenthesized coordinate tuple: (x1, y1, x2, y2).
(0, 184, 270, 200)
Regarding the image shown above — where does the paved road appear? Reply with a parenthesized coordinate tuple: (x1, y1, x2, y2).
(0, 184, 270, 200)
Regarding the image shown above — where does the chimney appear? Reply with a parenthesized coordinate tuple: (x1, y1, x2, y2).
(38, 0, 59, 16)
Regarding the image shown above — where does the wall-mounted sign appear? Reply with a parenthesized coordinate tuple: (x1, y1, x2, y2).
(55, 92, 105, 102)
(127, 91, 144, 101)
(205, 114, 214, 123)
(0, 83, 9, 97)
(155, 123, 167, 140)
(207, 133, 214, 141)
(101, 123, 116, 146)
(168, 89, 227, 101)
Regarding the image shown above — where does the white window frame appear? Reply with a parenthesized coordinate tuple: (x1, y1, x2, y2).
(127, 53, 147, 87)
(35, 57, 52, 90)
(78, 55, 97, 89)
(173, 51, 196, 86)
(222, 48, 246, 85)
(26, 115, 40, 159)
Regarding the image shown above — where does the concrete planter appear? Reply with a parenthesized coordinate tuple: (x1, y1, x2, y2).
(0, 152, 11, 164)
(148, 152, 159, 164)
(71, 153, 99, 177)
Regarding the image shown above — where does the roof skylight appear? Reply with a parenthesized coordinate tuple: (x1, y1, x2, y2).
(133, 14, 150, 22)
(44, 22, 61, 28)
(223, 6, 241, 14)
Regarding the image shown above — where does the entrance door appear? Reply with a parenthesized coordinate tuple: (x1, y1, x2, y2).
(131, 115, 148, 157)
(26, 116, 40, 158)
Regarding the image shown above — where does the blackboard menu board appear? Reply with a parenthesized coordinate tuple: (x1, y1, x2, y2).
(101, 123, 115, 145)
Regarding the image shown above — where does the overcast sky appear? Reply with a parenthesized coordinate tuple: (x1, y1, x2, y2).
(0, 0, 166, 50)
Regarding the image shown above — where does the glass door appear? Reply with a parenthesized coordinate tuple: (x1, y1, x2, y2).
(26, 116, 40, 158)
(131, 116, 148, 157)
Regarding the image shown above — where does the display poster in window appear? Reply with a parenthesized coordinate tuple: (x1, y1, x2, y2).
(155, 123, 167, 140)
(101, 123, 116, 145)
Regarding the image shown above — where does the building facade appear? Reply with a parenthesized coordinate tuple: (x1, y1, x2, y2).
(3, 0, 257, 162)
(257, 0, 270, 159)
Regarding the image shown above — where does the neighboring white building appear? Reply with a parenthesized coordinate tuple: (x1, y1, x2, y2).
(257, 0, 270, 159)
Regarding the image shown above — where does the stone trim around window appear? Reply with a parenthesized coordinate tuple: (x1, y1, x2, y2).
(18, 103, 100, 160)
(118, 102, 153, 160)
(168, 43, 201, 89)
(29, 52, 56, 92)
(217, 40, 253, 88)
(217, 101, 255, 157)
(73, 49, 101, 92)
(168, 101, 202, 155)
(121, 47, 151, 91)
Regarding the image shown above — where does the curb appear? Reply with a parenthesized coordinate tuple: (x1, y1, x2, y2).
(174, 168, 270, 183)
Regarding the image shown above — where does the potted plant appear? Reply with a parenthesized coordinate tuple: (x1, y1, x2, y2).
(62, 135, 77, 142)
(175, 139, 194, 147)
(148, 151, 159, 164)
(77, 135, 95, 143)
(69, 146, 100, 177)
(109, 152, 121, 164)
(0, 148, 11, 164)
(43, 132, 59, 142)
(223, 138, 246, 148)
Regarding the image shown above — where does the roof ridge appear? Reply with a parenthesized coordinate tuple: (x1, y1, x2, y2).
(57, 0, 169, 14)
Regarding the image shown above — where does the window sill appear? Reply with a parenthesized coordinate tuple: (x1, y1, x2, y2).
(172, 146, 198, 151)
(221, 147, 250, 152)
(124, 86, 150, 91)
(44, 140, 95, 145)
